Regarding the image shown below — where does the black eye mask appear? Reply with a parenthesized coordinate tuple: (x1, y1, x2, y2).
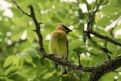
(62, 25, 72, 34)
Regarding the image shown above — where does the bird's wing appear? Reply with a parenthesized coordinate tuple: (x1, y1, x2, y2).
(66, 38, 68, 60)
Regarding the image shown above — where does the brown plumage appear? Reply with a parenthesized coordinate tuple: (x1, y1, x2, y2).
(49, 24, 71, 74)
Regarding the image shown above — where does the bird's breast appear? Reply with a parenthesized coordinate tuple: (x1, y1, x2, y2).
(49, 30, 67, 59)
(52, 31, 66, 40)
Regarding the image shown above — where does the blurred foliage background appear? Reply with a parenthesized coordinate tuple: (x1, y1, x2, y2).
(1, 0, 121, 81)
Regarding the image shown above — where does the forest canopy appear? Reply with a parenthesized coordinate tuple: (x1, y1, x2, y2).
(0, 0, 121, 81)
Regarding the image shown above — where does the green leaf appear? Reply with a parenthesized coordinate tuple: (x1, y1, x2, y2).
(96, 15, 111, 26)
(12, 17, 27, 27)
(13, 56, 24, 66)
(69, 39, 84, 51)
(102, 5, 121, 15)
(4, 66, 18, 75)
(100, 72, 117, 81)
(4, 55, 16, 68)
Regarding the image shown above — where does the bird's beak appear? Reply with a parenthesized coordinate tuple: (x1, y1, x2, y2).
(66, 29, 72, 34)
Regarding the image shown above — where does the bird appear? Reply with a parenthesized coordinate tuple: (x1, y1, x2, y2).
(49, 24, 71, 74)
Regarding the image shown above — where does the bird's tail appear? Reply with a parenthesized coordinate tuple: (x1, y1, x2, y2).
(54, 62, 67, 74)
(61, 65, 67, 74)
(54, 62, 58, 69)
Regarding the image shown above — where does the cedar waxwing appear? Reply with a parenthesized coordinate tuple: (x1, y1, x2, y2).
(49, 24, 71, 74)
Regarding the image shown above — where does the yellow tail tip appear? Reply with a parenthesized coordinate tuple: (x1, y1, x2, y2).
(62, 74, 68, 77)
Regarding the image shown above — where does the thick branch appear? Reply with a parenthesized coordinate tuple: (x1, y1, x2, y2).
(43, 54, 95, 72)
(28, 6, 46, 55)
(90, 56, 121, 81)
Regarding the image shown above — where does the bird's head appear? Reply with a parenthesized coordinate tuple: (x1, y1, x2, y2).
(55, 24, 72, 34)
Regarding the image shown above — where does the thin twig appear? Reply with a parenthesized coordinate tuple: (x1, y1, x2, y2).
(104, 41, 111, 59)
(84, 31, 121, 46)
(12, 0, 30, 17)
(89, 38, 112, 54)
(82, 0, 90, 14)
(77, 51, 83, 67)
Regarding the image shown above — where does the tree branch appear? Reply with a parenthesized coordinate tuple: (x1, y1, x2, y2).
(28, 6, 46, 55)
(85, 31, 121, 46)
(77, 51, 83, 67)
(43, 54, 95, 72)
(12, 0, 30, 16)
(89, 56, 121, 81)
